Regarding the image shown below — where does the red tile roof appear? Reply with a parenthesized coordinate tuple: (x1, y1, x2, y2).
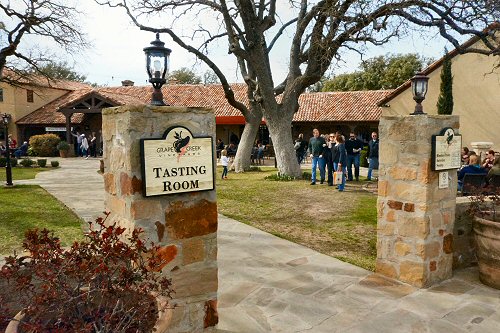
(16, 84, 392, 125)
(294, 90, 392, 122)
(1, 69, 91, 91)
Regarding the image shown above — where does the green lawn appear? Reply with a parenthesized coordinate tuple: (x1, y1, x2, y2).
(216, 167, 378, 271)
(0, 185, 84, 254)
(0, 166, 50, 181)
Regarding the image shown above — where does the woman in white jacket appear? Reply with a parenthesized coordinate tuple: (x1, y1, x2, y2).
(80, 134, 89, 158)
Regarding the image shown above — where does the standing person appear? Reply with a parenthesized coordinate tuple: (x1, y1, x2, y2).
(335, 134, 347, 192)
(71, 131, 82, 156)
(324, 134, 335, 186)
(80, 134, 89, 159)
(220, 149, 229, 179)
(308, 128, 326, 185)
(294, 133, 308, 164)
(216, 138, 224, 159)
(367, 132, 379, 181)
(89, 132, 97, 158)
(345, 132, 364, 181)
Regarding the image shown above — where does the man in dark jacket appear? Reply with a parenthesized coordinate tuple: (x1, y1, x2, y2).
(308, 128, 326, 185)
(345, 132, 364, 181)
(294, 133, 308, 164)
(367, 132, 379, 181)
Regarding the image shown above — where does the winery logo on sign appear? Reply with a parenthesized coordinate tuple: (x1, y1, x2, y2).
(140, 126, 215, 197)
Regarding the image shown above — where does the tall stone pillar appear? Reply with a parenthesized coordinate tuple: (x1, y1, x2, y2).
(102, 105, 218, 332)
(376, 115, 459, 288)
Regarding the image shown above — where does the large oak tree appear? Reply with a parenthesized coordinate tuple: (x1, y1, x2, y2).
(101, 0, 499, 176)
(0, 0, 87, 85)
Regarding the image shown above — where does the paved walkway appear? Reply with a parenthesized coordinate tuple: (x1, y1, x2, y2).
(16, 158, 500, 332)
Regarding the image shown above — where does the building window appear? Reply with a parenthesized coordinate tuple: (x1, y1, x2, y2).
(0, 88, 3, 102)
(27, 89, 34, 103)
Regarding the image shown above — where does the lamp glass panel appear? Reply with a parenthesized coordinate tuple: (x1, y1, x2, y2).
(414, 80, 426, 97)
(147, 51, 166, 79)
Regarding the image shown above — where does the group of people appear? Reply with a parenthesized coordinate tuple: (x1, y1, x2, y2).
(458, 148, 500, 190)
(71, 131, 99, 159)
(1, 134, 28, 158)
(298, 129, 379, 191)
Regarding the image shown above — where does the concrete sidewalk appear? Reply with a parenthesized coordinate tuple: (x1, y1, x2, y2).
(17, 158, 500, 332)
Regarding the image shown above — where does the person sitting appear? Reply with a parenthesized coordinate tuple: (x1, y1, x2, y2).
(14, 141, 29, 158)
(482, 150, 496, 171)
(486, 156, 500, 186)
(458, 155, 487, 191)
(8, 134, 17, 150)
(461, 147, 470, 165)
(0, 142, 6, 157)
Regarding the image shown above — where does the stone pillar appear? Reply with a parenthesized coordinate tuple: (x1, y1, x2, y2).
(376, 115, 459, 288)
(102, 105, 218, 332)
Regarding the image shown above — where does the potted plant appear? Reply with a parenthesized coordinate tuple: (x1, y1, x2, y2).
(468, 186, 500, 289)
(56, 141, 70, 158)
(0, 214, 173, 332)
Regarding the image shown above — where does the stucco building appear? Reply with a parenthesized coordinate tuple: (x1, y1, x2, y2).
(2, 75, 391, 148)
(378, 37, 500, 151)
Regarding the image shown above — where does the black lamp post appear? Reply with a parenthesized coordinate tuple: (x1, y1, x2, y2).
(2, 113, 13, 186)
(143, 33, 172, 106)
(410, 72, 430, 115)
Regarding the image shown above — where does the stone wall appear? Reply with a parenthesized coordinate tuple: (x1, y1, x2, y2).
(376, 115, 459, 288)
(453, 199, 477, 269)
(102, 105, 218, 332)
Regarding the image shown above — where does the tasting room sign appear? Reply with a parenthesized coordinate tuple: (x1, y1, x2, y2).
(140, 126, 214, 197)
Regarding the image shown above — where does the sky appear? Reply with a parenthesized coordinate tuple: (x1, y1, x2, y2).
(9, 1, 463, 87)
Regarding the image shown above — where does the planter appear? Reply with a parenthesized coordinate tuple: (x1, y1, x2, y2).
(5, 311, 23, 333)
(473, 215, 500, 289)
(59, 150, 68, 158)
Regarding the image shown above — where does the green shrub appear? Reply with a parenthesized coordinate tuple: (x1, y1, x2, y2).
(0, 157, 18, 167)
(302, 171, 312, 180)
(265, 172, 297, 181)
(29, 134, 61, 157)
(56, 141, 70, 151)
(248, 166, 262, 172)
(51, 160, 59, 168)
(360, 146, 369, 168)
(27, 146, 38, 157)
(20, 158, 35, 167)
(37, 159, 47, 167)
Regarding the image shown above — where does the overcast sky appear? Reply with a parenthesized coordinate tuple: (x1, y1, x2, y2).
(27, 1, 462, 87)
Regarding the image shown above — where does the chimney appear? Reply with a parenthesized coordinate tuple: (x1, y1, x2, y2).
(121, 80, 134, 87)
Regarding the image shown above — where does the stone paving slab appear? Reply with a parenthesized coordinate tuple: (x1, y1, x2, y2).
(9, 158, 500, 332)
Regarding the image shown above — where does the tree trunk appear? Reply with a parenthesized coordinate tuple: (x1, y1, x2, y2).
(266, 114, 301, 177)
(232, 114, 261, 172)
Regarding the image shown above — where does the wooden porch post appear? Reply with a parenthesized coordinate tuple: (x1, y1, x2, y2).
(65, 113, 72, 143)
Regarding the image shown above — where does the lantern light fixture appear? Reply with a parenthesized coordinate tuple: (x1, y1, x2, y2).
(143, 33, 172, 106)
(410, 72, 430, 115)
